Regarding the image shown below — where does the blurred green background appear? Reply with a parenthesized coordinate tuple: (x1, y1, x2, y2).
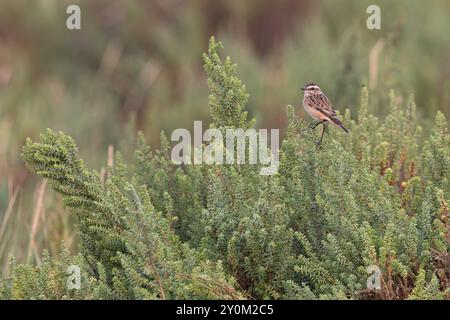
(1, 0, 450, 271)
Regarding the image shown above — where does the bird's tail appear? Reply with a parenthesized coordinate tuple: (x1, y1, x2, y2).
(331, 117, 349, 133)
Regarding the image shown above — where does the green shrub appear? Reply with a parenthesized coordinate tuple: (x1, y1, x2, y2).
(1, 37, 448, 300)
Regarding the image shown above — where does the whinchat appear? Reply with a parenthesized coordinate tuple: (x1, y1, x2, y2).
(301, 82, 349, 145)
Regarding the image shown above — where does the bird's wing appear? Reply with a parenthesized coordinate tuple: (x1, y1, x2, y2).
(313, 93, 337, 118)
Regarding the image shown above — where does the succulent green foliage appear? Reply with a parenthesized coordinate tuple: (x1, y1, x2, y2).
(408, 267, 446, 300)
(203, 37, 254, 129)
(17, 129, 242, 300)
(0, 249, 90, 300)
(2, 38, 449, 300)
(423, 111, 450, 192)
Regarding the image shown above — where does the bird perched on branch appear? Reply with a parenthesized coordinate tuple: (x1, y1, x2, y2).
(301, 82, 349, 145)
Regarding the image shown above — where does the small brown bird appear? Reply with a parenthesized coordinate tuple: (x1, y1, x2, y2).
(301, 82, 349, 145)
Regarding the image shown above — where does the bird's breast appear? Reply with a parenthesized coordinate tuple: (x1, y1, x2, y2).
(303, 96, 329, 122)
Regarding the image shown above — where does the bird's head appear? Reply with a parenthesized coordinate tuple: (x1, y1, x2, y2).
(301, 83, 322, 95)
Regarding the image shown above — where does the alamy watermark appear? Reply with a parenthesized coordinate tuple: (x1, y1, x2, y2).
(366, 5, 381, 30)
(66, 5, 81, 30)
(65, 4, 380, 31)
(66, 264, 81, 290)
(171, 121, 279, 175)
(366, 265, 382, 290)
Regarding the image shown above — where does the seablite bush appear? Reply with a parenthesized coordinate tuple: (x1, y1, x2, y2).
(1, 37, 448, 300)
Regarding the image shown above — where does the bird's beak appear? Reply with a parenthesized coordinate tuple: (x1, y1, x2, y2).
(300, 87, 306, 91)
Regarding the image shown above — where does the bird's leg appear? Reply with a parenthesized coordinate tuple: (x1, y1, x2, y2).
(316, 122, 326, 146)
(310, 120, 326, 130)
